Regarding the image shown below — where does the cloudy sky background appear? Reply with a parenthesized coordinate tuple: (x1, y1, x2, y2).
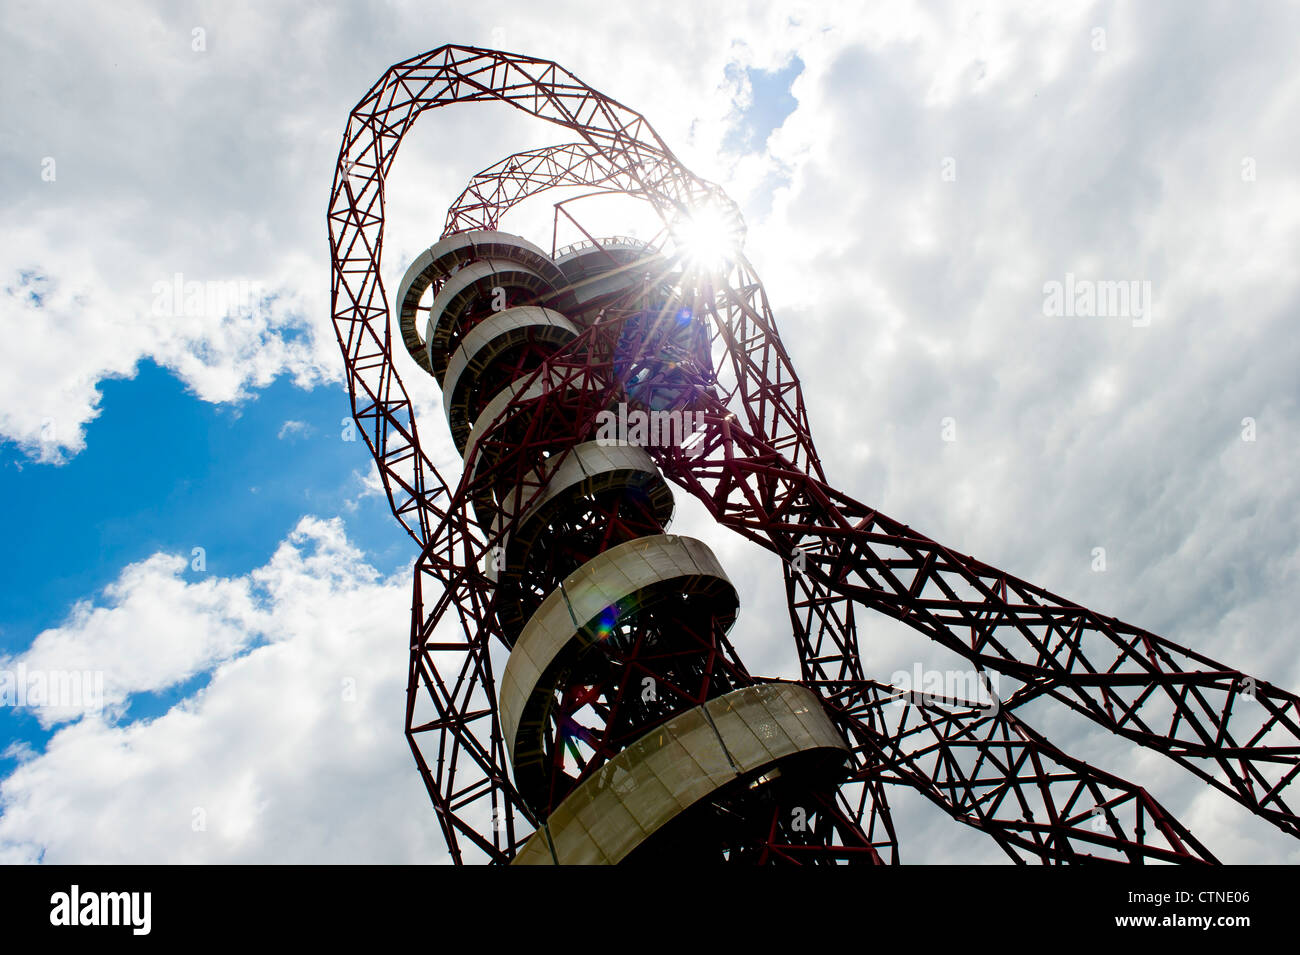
(2, 0, 1298, 863)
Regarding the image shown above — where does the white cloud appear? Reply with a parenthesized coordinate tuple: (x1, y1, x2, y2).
(277, 419, 313, 440)
(0, 261, 330, 463)
(3, 0, 1299, 863)
(3, 551, 261, 728)
(728, 2, 1300, 861)
(0, 517, 443, 863)
(0, 0, 831, 463)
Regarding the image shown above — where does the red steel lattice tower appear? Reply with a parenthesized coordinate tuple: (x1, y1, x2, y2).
(327, 45, 1300, 864)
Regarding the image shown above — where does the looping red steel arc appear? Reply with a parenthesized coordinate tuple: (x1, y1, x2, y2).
(328, 44, 1300, 864)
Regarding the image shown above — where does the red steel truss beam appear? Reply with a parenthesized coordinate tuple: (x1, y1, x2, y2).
(329, 44, 1300, 863)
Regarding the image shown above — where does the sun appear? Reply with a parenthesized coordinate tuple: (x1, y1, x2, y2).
(669, 197, 745, 273)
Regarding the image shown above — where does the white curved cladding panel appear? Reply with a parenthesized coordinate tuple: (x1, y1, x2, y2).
(554, 236, 649, 262)
(489, 441, 678, 640)
(550, 243, 676, 321)
(395, 230, 561, 375)
(555, 241, 656, 277)
(441, 306, 578, 452)
(512, 440, 672, 534)
(565, 262, 670, 314)
(423, 258, 558, 381)
(460, 372, 555, 467)
(483, 440, 674, 591)
(499, 533, 737, 767)
(460, 369, 601, 526)
(511, 683, 849, 865)
(422, 230, 558, 280)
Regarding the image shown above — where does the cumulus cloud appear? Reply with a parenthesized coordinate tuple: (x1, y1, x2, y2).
(0, 256, 329, 464)
(725, 3, 1300, 861)
(384, 2, 1300, 862)
(0, 0, 842, 464)
(3, 0, 1298, 863)
(3, 550, 261, 728)
(0, 517, 441, 863)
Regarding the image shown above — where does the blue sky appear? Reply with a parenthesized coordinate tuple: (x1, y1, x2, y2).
(2, 1, 1299, 864)
(0, 52, 803, 669)
(725, 56, 803, 152)
(0, 6, 828, 864)
(0, 355, 413, 766)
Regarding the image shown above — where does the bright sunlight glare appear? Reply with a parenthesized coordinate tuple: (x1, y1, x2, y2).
(670, 199, 745, 272)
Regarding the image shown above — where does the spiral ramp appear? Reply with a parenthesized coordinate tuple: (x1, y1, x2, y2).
(399, 231, 852, 864)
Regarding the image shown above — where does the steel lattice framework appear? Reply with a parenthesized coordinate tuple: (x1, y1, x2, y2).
(327, 44, 1300, 864)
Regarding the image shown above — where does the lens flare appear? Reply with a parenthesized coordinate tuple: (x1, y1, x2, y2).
(593, 605, 619, 640)
(670, 198, 745, 272)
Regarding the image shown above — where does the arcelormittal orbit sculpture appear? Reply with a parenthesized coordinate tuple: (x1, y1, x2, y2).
(327, 45, 1300, 864)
